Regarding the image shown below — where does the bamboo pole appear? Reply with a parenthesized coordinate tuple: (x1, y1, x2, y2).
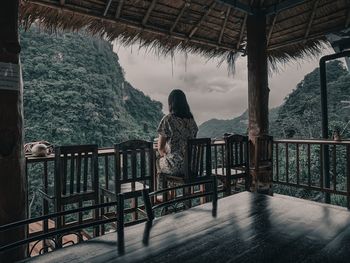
(0, 0, 26, 262)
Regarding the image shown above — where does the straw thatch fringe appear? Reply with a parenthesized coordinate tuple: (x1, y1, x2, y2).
(19, 0, 348, 73)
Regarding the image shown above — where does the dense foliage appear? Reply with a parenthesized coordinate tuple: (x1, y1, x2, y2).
(22, 27, 163, 217)
(271, 60, 350, 138)
(22, 27, 163, 147)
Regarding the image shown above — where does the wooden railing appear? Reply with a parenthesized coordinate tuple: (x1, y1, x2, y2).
(273, 139, 350, 208)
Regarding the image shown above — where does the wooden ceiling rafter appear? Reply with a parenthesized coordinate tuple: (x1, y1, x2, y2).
(236, 15, 247, 49)
(304, 0, 320, 41)
(103, 0, 113, 16)
(169, 0, 190, 34)
(142, 0, 158, 26)
(115, 0, 124, 18)
(189, 1, 216, 38)
(267, 0, 280, 46)
(218, 6, 231, 44)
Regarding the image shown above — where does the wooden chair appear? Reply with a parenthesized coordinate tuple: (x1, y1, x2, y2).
(100, 140, 154, 227)
(38, 144, 100, 247)
(160, 138, 212, 184)
(214, 134, 250, 196)
(142, 176, 218, 220)
(160, 138, 212, 206)
(250, 135, 273, 193)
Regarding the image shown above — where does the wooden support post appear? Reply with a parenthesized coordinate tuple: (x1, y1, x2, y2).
(0, 0, 26, 262)
(246, 11, 271, 195)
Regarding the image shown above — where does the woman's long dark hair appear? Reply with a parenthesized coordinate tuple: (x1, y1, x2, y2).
(168, 89, 193, 119)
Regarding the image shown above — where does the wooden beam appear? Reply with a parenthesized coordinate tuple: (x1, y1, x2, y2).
(189, 1, 216, 38)
(218, 6, 231, 45)
(304, 0, 319, 40)
(236, 15, 247, 49)
(170, 1, 190, 34)
(103, 0, 113, 16)
(267, 14, 277, 46)
(0, 0, 26, 262)
(115, 0, 124, 18)
(142, 0, 157, 26)
(246, 12, 271, 194)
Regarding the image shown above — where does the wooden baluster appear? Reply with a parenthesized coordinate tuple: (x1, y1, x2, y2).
(122, 151, 128, 182)
(221, 145, 225, 175)
(43, 160, 49, 253)
(77, 153, 83, 241)
(285, 143, 289, 183)
(104, 155, 109, 212)
(332, 145, 336, 191)
(214, 145, 218, 174)
(70, 154, 74, 195)
(63, 154, 68, 195)
(307, 144, 311, 187)
(83, 154, 88, 192)
(320, 144, 324, 189)
(275, 143, 279, 182)
(140, 149, 146, 179)
(296, 143, 300, 185)
(346, 145, 350, 209)
(131, 150, 137, 221)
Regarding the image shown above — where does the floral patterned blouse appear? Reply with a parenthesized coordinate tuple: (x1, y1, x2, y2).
(157, 114, 198, 175)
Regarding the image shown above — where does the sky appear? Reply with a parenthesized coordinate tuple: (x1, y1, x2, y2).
(114, 43, 331, 125)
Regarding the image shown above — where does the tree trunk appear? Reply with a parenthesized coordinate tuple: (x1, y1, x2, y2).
(246, 11, 271, 194)
(0, 1, 26, 262)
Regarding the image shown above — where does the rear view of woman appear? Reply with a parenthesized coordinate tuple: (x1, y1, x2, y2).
(157, 89, 198, 181)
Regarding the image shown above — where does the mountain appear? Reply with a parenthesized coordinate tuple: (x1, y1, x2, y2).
(198, 108, 279, 138)
(21, 26, 163, 147)
(199, 61, 349, 139)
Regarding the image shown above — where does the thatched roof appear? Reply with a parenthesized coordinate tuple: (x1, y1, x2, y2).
(20, 0, 350, 67)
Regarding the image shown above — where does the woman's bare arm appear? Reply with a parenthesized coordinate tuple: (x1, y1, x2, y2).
(158, 135, 167, 157)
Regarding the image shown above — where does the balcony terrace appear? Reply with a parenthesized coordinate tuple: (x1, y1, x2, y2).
(1, 0, 350, 262)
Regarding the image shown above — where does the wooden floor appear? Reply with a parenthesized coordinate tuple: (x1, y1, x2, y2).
(23, 192, 350, 263)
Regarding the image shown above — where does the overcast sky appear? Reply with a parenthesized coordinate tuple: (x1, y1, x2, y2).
(114, 43, 331, 125)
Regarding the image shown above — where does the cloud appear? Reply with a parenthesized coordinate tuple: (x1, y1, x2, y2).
(115, 44, 331, 124)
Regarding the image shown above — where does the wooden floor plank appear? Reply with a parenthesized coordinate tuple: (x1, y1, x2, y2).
(22, 192, 350, 263)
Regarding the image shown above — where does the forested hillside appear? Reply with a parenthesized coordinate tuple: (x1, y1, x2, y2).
(199, 61, 350, 139)
(271, 60, 350, 138)
(22, 26, 163, 147)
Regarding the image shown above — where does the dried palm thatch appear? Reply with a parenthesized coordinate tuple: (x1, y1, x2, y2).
(19, 0, 350, 70)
